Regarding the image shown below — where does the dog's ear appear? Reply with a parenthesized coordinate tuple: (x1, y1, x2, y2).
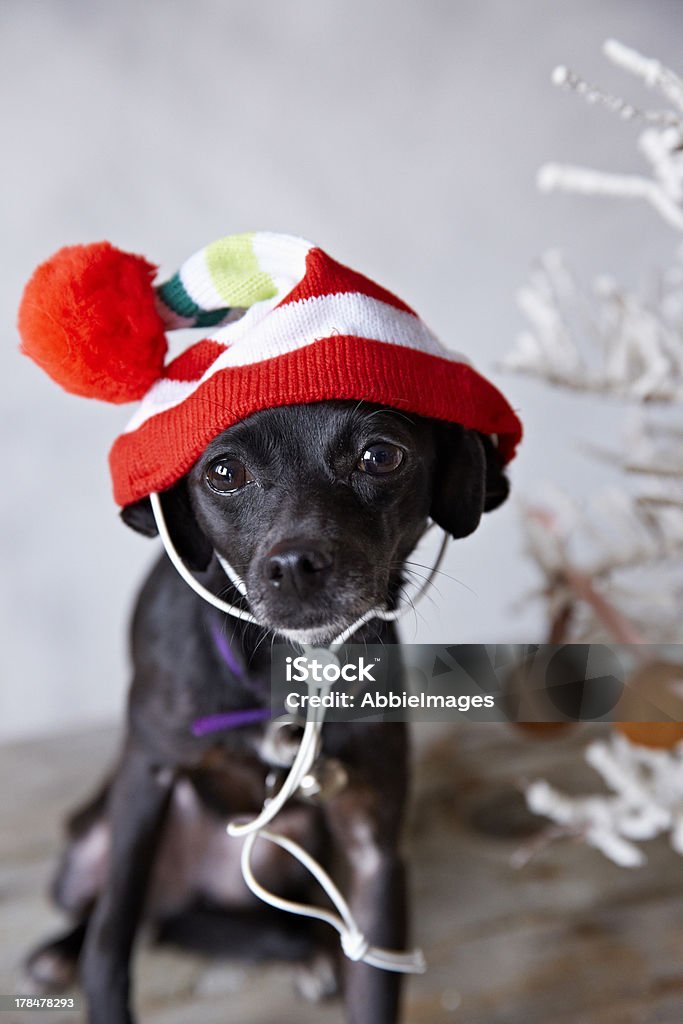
(120, 479, 213, 571)
(429, 423, 509, 538)
(479, 432, 510, 513)
(120, 497, 158, 537)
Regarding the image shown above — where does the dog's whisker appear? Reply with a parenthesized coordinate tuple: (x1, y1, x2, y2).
(398, 559, 476, 596)
(349, 398, 368, 419)
(359, 407, 416, 428)
(401, 579, 441, 612)
(252, 623, 277, 660)
(391, 582, 422, 641)
(399, 567, 445, 605)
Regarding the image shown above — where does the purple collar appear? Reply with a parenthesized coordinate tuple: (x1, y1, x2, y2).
(208, 614, 244, 678)
(192, 706, 271, 737)
(191, 615, 271, 738)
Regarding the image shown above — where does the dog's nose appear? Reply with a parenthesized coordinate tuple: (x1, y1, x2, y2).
(265, 541, 334, 598)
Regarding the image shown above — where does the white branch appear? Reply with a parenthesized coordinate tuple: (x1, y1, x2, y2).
(603, 39, 683, 113)
(538, 164, 683, 232)
(539, 40, 683, 230)
(526, 733, 683, 867)
(505, 251, 683, 400)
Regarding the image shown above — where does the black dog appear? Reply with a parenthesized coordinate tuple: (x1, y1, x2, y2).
(25, 400, 508, 1024)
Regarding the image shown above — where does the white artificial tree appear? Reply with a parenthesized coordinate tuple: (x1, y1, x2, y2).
(505, 40, 683, 866)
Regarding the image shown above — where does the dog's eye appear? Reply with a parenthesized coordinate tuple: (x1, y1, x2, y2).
(358, 443, 404, 476)
(206, 458, 252, 493)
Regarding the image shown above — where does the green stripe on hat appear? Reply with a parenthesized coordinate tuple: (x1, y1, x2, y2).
(157, 273, 230, 327)
(206, 233, 278, 307)
(157, 273, 198, 318)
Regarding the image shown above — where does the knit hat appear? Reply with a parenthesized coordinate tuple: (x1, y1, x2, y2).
(18, 232, 522, 507)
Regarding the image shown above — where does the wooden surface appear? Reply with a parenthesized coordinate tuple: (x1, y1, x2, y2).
(1, 722, 682, 1024)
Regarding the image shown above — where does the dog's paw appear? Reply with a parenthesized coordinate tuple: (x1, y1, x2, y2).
(293, 952, 339, 1003)
(23, 945, 78, 995)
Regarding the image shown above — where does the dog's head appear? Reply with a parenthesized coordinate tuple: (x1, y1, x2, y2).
(122, 401, 509, 644)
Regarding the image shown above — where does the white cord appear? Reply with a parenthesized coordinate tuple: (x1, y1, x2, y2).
(240, 829, 426, 974)
(150, 492, 259, 623)
(150, 490, 448, 974)
(226, 699, 325, 838)
(215, 551, 249, 597)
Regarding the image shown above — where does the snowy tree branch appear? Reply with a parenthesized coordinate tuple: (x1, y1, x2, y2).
(538, 40, 683, 229)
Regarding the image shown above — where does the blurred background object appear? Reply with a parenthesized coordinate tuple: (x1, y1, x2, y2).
(497, 35, 683, 870)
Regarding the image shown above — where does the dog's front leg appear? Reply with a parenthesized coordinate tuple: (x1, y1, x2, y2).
(343, 851, 407, 1024)
(80, 740, 174, 1024)
(324, 784, 407, 1024)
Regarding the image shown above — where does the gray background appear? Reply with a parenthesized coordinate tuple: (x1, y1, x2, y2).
(1, 0, 680, 740)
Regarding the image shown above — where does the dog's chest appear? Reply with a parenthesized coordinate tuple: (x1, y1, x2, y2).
(188, 745, 268, 816)
(149, 774, 321, 914)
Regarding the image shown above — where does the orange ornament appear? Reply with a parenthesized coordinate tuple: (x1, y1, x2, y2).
(615, 721, 683, 749)
(615, 661, 683, 749)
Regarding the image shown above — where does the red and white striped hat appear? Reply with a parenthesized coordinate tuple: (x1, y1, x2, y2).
(19, 232, 522, 507)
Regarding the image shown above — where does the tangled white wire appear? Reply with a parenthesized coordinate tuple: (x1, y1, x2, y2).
(150, 491, 448, 975)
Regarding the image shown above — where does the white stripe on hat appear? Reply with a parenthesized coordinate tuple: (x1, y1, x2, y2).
(179, 248, 227, 311)
(251, 232, 310, 298)
(123, 290, 468, 435)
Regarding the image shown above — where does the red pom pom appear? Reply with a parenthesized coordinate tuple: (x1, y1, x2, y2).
(18, 242, 167, 403)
